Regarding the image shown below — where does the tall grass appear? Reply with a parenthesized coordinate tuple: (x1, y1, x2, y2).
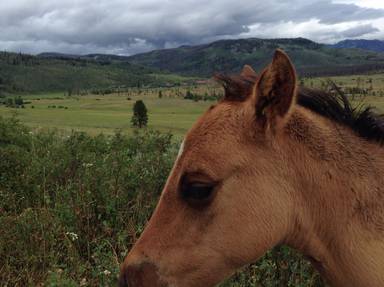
(0, 116, 322, 286)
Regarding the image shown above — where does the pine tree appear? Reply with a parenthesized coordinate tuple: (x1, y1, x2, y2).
(131, 100, 148, 128)
(14, 96, 24, 106)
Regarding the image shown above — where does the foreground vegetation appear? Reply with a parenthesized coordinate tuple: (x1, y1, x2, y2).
(0, 116, 323, 286)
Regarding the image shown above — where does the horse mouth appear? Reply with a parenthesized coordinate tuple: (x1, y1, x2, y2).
(119, 261, 168, 287)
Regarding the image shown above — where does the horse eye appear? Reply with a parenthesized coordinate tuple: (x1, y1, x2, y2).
(181, 182, 215, 203)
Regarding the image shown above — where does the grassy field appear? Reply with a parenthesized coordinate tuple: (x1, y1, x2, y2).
(1, 73, 384, 139)
(303, 72, 384, 112)
(0, 95, 209, 138)
(303, 72, 384, 91)
(0, 84, 221, 139)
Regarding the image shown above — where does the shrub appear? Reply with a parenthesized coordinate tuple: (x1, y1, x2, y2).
(0, 117, 175, 286)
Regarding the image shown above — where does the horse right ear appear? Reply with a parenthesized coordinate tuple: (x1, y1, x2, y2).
(253, 49, 297, 132)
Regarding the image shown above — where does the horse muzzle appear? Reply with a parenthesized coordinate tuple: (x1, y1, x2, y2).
(119, 259, 167, 287)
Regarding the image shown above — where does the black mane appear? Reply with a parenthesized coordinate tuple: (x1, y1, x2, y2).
(298, 84, 384, 145)
(216, 73, 384, 145)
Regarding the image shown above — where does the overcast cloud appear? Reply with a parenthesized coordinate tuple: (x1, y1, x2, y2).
(0, 0, 383, 55)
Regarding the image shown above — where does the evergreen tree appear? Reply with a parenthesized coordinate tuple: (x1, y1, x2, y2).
(184, 90, 193, 100)
(131, 100, 148, 128)
(14, 96, 23, 106)
(0, 77, 4, 99)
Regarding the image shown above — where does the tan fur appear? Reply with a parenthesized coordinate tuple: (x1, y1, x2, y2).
(119, 50, 384, 287)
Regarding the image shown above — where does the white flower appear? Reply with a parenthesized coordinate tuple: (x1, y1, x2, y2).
(65, 231, 79, 241)
(82, 163, 94, 168)
(80, 278, 87, 286)
(103, 270, 111, 276)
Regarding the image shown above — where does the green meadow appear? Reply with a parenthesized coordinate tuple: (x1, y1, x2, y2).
(0, 89, 216, 139)
(1, 73, 384, 139)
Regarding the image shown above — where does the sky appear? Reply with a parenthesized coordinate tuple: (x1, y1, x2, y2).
(0, 0, 383, 56)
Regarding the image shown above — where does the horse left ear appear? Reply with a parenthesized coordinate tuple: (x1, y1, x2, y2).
(240, 64, 257, 78)
(254, 49, 297, 131)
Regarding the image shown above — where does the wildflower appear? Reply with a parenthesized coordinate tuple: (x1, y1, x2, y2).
(65, 231, 79, 241)
(103, 270, 111, 276)
(82, 163, 94, 168)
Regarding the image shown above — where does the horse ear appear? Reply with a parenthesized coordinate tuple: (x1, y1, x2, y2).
(254, 49, 297, 131)
(240, 65, 257, 78)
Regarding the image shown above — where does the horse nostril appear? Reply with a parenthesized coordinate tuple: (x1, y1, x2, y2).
(119, 261, 166, 287)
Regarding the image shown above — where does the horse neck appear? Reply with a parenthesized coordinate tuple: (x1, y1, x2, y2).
(283, 108, 384, 286)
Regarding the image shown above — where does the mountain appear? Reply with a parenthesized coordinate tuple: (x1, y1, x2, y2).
(127, 37, 384, 77)
(38, 52, 84, 59)
(0, 52, 193, 94)
(330, 39, 384, 53)
(2, 37, 384, 94)
(38, 52, 132, 62)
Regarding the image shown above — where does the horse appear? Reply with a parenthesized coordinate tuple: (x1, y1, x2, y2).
(119, 49, 384, 287)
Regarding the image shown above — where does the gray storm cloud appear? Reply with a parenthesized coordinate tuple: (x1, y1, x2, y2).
(0, 0, 383, 55)
(339, 24, 380, 37)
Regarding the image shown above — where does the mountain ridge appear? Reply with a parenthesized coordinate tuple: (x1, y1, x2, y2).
(329, 39, 384, 53)
(126, 37, 384, 77)
(2, 37, 384, 94)
(0, 51, 193, 94)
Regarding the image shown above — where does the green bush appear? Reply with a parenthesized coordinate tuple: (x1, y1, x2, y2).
(0, 117, 174, 286)
(0, 116, 322, 286)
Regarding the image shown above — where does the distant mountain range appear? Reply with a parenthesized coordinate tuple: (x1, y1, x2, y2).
(1, 37, 384, 94)
(329, 39, 384, 53)
(36, 38, 384, 78)
(126, 37, 384, 77)
(0, 52, 193, 94)
(38, 52, 133, 62)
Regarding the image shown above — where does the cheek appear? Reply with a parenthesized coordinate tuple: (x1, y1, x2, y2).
(204, 178, 290, 262)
